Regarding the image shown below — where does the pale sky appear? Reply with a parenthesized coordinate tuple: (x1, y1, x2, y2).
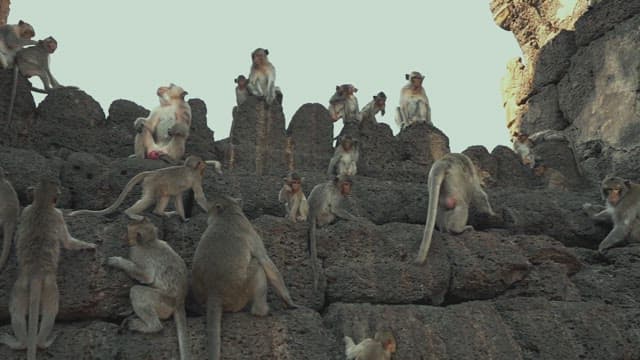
(11, 1, 522, 152)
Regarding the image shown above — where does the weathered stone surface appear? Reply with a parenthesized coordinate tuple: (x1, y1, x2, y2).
(397, 122, 450, 167)
(520, 84, 568, 134)
(0, 69, 36, 147)
(186, 98, 217, 160)
(574, 0, 640, 46)
(491, 145, 540, 188)
(356, 115, 403, 180)
(463, 145, 499, 187)
(532, 30, 577, 89)
(286, 103, 334, 172)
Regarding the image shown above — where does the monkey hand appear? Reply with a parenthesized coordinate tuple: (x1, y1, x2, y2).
(134, 118, 146, 133)
(106, 256, 126, 268)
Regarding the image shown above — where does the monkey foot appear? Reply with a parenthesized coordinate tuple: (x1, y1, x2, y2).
(128, 318, 163, 333)
(0, 333, 26, 350)
(38, 333, 57, 349)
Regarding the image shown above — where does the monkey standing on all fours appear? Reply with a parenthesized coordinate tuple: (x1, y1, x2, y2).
(415, 153, 496, 265)
(0, 179, 96, 360)
(345, 331, 397, 360)
(395, 71, 431, 130)
(106, 218, 190, 360)
(583, 176, 640, 253)
(191, 194, 297, 360)
(0, 20, 36, 69)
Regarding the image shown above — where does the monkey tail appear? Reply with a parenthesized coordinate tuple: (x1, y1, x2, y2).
(415, 161, 447, 264)
(308, 221, 319, 291)
(27, 278, 43, 360)
(6, 66, 19, 131)
(174, 302, 190, 360)
(204, 160, 223, 175)
(206, 295, 222, 360)
(0, 221, 15, 272)
(68, 171, 150, 216)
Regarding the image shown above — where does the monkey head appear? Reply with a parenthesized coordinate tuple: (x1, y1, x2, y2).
(334, 175, 353, 196)
(516, 133, 529, 143)
(374, 331, 397, 354)
(184, 155, 206, 175)
(373, 91, 387, 104)
(39, 36, 58, 54)
(32, 179, 61, 206)
(601, 176, 630, 206)
(234, 75, 248, 88)
(533, 164, 547, 177)
(157, 83, 188, 104)
(207, 194, 243, 216)
(251, 48, 269, 65)
(340, 135, 357, 151)
(406, 71, 425, 89)
(125, 217, 157, 247)
(17, 20, 35, 39)
(284, 172, 303, 192)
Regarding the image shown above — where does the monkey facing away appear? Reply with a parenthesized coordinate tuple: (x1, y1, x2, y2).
(307, 175, 358, 290)
(582, 176, 640, 253)
(133, 84, 191, 161)
(278, 172, 309, 222)
(328, 135, 360, 177)
(415, 153, 496, 264)
(69, 155, 212, 222)
(0, 179, 96, 360)
(345, 331, 397, 360)
(107, 218, 190, 360)
(395, 71, 431, 130)
(0, 20, 36, 69)
(247, 48, 277, 104)
(328, 84, 360, 123)
(359, 91, 387, 122)
(0, 166, 19, 271)
(191, 194, 297, 360)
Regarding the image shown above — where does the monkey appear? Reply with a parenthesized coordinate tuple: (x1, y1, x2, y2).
(234, 75, 249, 106)
(512, 132, 536, 168)
(533, 163, 568, 191)
(144, 122, 190, 164)
(307, 175, 357, 290)
(278, 172, 309, 222)
(395, 71, 431, 130)
(328, 84, 360, 124)
(359, 91, 387, 122)
(106, 218, 190, 360)
(344, 331, 397, 360)
(327, 135, 360, 177)
(415, 153, 496, 264)
(133, 84, 191, 160)
(247, 48, 277, 104)
(191, 194, 297, 360)
(0, 20, 36, 69)
(69, 155, 210, 222)
(0, 179, 96, 360)
(0, 166, 19, 271)
(6, 36, 71, 128)
(582, 176, 640, 253)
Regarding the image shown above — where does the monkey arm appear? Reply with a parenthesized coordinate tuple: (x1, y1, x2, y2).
(107, 257, 155, 285)
(192, 182, 208, 211)
(332, 206, 357, 221)
(278, 185, 291, 203)
(327, 155, 339, 176)
(599, 208, 637, 251)
(59, 218, 97, 250)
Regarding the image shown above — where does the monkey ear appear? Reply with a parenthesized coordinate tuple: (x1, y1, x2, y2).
(335, 85, 340, 91)
(19, 20, 25, 25)
(405, 74, 410, 80)
(353, 88, 358, 93)
(234, 78, 238, 83)
(264, 49, 269, 55)
(625, 180, 632, 187)
(181, 91, 188, 100)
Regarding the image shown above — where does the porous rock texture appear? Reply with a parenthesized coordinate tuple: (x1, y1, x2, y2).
(0, 3, 639, 358)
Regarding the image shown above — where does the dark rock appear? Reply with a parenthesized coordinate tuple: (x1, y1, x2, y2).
(0, 69, 36, 147)
(397, 122, 450, 167)
(186, 98, 217, 160)
(286, 103, 334, 172)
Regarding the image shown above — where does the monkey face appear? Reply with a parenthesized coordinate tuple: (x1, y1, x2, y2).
(341, 139, 353, 151)
(340, 181, 352, 196)
(533, 165, 546, 177)
(601, 177, 628, 206)
(290, 179, 302, 192)
(43, 37, 58, 54)
(252, 49, 268, 65)
(517, 134, 529, 143)
(410, 76, 424, 88)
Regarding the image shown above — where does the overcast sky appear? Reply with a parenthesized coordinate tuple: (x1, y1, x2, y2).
(11, 1, 522, 152)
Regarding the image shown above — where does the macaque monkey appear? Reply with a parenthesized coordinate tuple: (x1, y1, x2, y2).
(328, 135, 360, 176)
(307, 175, 357, 290)
(345, 331, 397, 360)
(146, 122, 190, 164)
(415, 153, 496, 264)
(0, 166, 19, 271)
(395, 71, 431, 129)
(191, 194, 297, 360)
(512, 132, 535, 168)
(0, 20, 36, 69)
(107, 218, 190, 360)
(69, 155, 211, 222)
(359, 91, 387, 121)
(133, 84, 191, 161)
(328, 84, 360, 123)
(0, 179, 96, 360)
(278, 172, 309, 222)
(582, 176, 640, 253)
(533, 164, 568, 191)
(247, 48, 277, 104)
(234, 75, 249, 106)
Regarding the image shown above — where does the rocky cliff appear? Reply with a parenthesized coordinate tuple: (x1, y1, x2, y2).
(0, 1, 637, 358)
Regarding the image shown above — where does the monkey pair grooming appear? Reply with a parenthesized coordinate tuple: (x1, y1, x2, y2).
(583, 176, 640, 253)
(395, 71, 431, 129)
(415, 153, 496, 264)
(69, 155, 214, 222)
(191, 194, 297, 360)
(134, 84, 192, 162)
(0, 166, 19, 271)
(328, 84, 360, 123)
(0, 20, 36, 69)
(328, 135, 360, 177)
(278, 172, 309, 222)
(345, 331, 397, 360)
(107, 218, 190, 360)
(307, 175, 357, 290)
(0, 179, 96, 360)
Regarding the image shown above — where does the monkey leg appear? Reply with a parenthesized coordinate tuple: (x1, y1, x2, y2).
(128, 285, 174, 333)
(1, 275, 29, 349)
(471, 187, 496, 217)
(248, 262, 269, 317)
(172, 195, 187, 221)
(125, 193, 155, 221)
(260, 257, 297, 308)
(152, 195, 171, 217)
(439, 206, 472, 234)
(36, 275, 59, 349)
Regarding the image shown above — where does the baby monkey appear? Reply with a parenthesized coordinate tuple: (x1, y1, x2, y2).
(345, 331, 397, 360)
(278, 172, 309, 222)
(107, 218, 190, 360)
